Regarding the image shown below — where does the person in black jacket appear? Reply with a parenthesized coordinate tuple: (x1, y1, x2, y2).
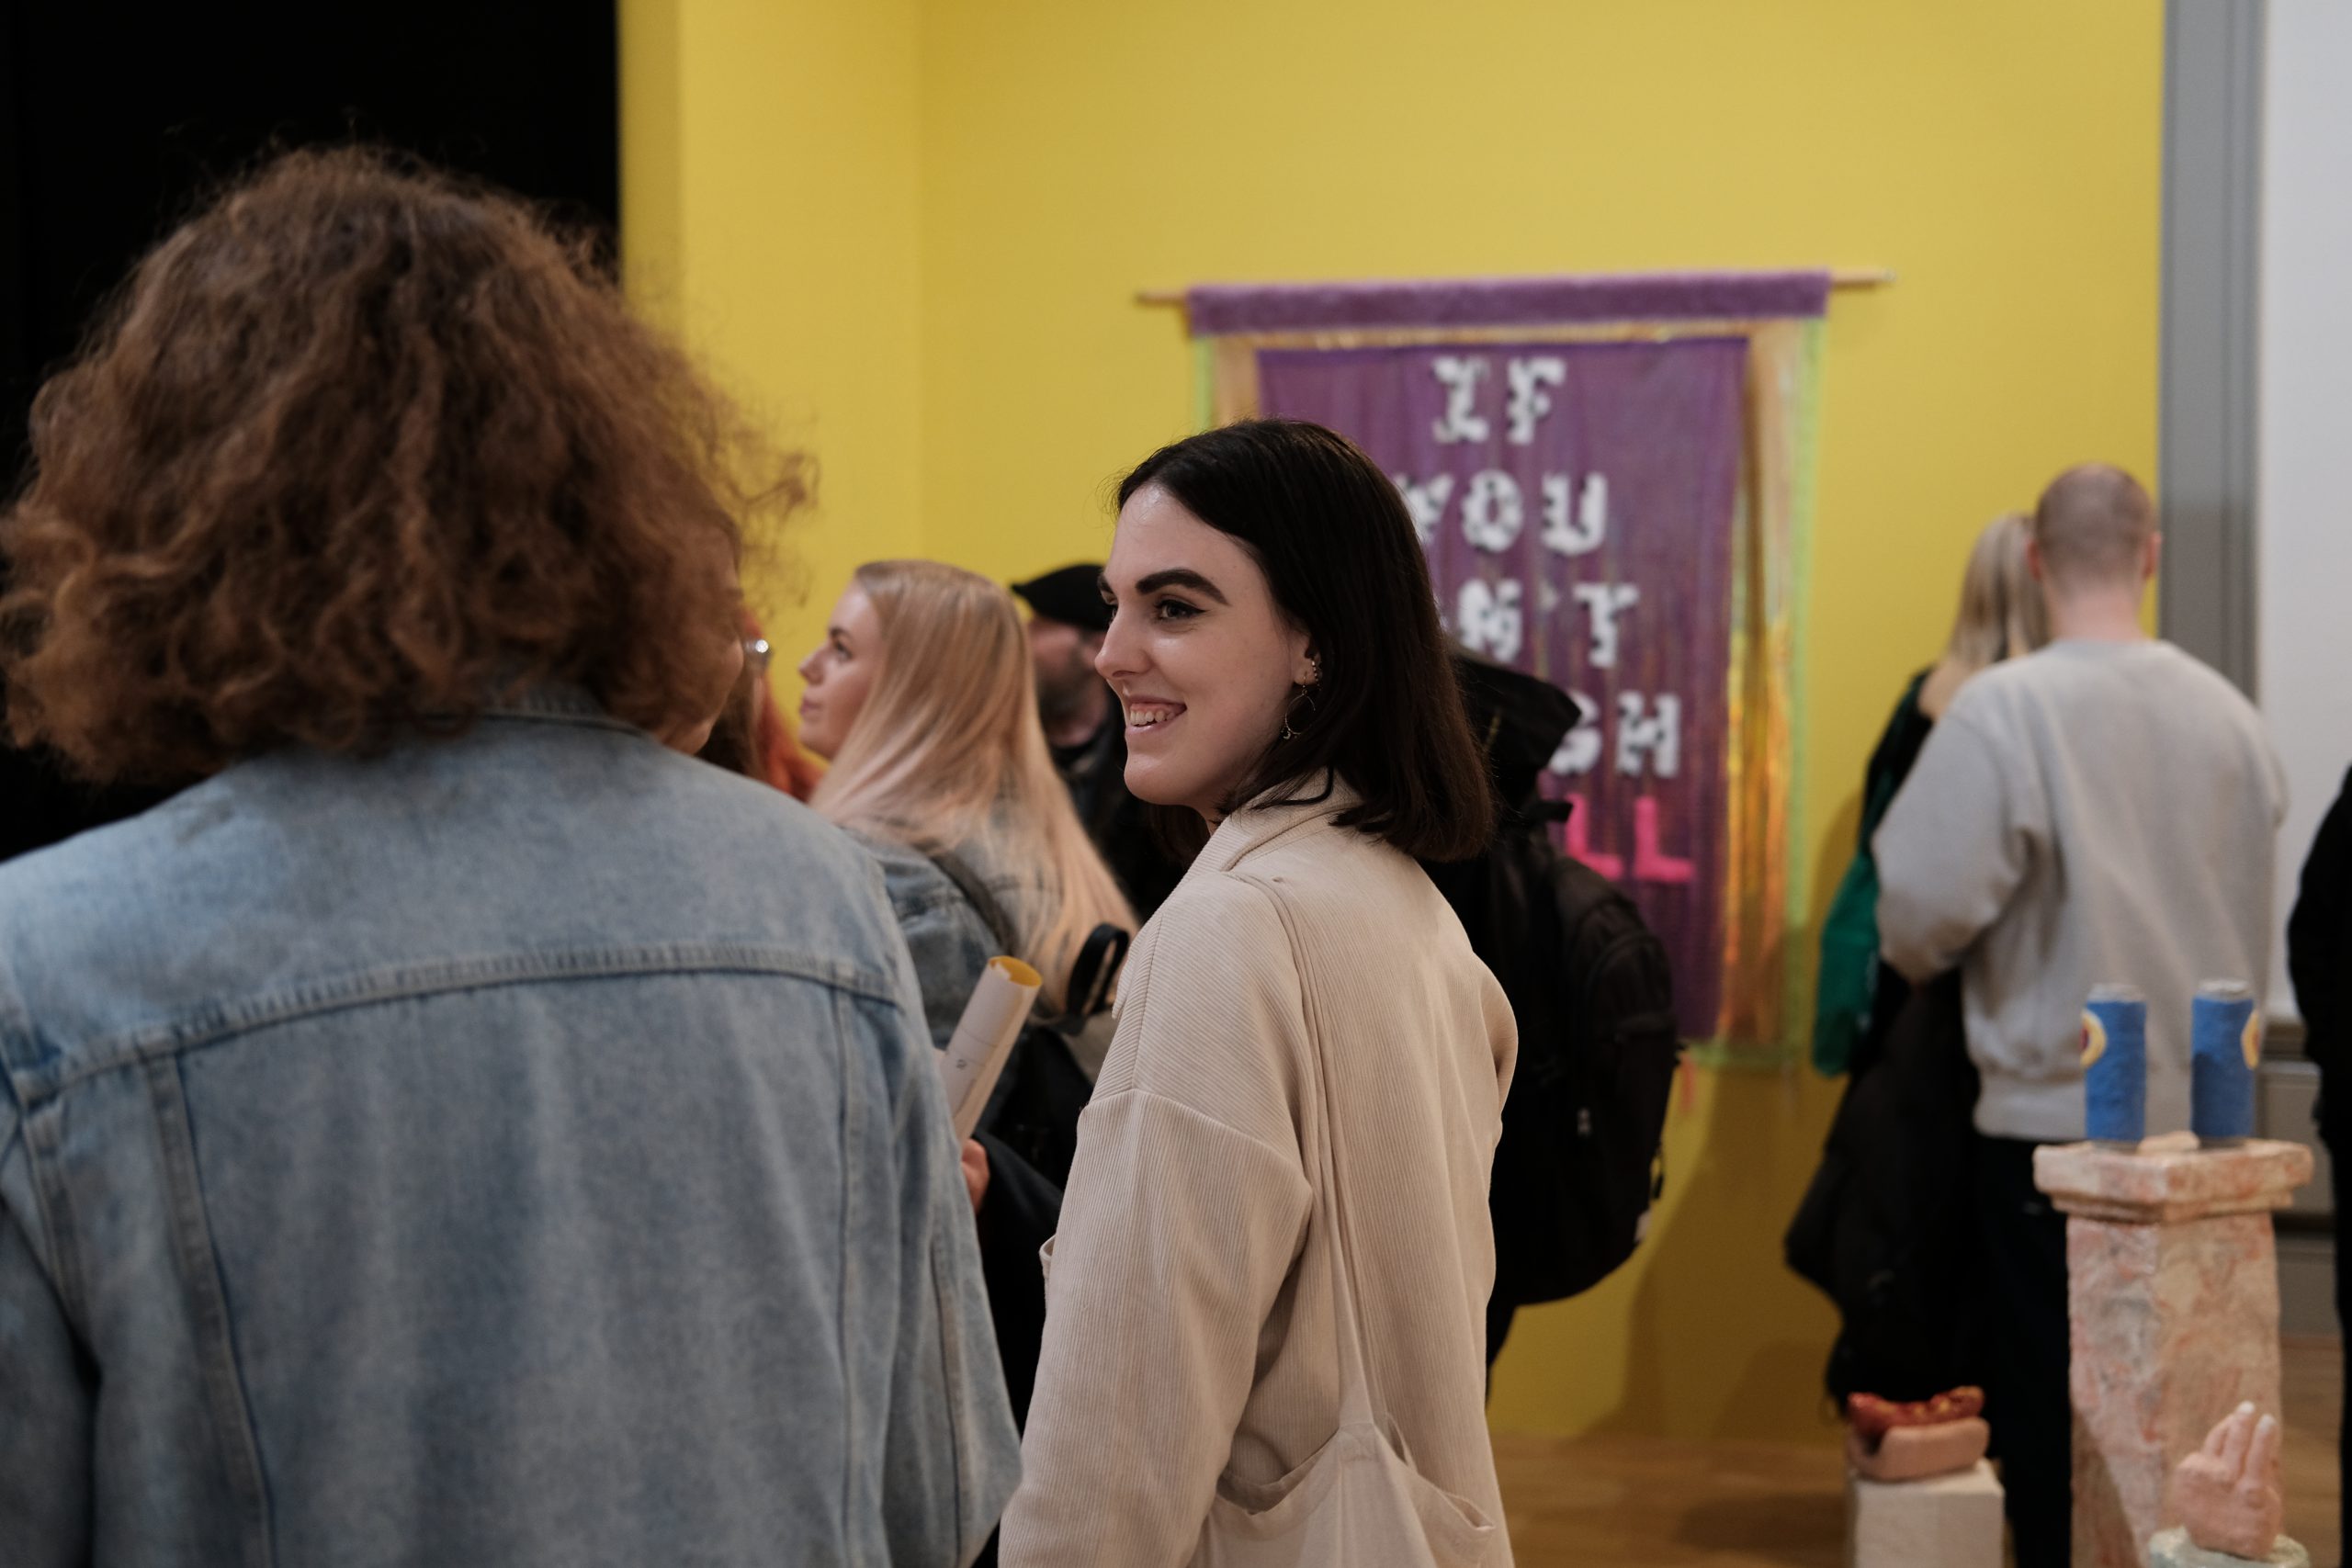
(2288, 763, 2352, 1543)
(1788, 513, 2042, 1423)
(1012, 563, 1186, 919)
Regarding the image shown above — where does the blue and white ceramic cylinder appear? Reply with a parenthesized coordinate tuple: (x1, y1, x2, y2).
(2190, 979, 2260, 1144)
(2081, 984, 2147, 1145)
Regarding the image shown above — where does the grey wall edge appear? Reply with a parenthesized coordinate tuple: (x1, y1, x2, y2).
(2159, 0, 2265, 695)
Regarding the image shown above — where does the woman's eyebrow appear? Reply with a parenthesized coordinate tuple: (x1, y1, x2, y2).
(1132, 568, 1229, 605)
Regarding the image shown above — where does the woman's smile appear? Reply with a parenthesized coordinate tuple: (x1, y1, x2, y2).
(1120, 695, 1185, 737)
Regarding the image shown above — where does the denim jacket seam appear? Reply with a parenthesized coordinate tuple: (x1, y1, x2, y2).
(833, 983, 862, 1539)
(0, 958, 58, 1093)
(934, 1224, 976, 1551)
(476, 706, 645, 739)
(145, 1056, 277, 1566)
(471, 684, 639, 728)
(6, 1100, 94, 1344)
(18, 944, 909, 1102)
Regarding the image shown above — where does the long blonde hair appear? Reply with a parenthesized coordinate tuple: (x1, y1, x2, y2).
(810, 560, 1135, 1010)
(1944, 512, 2049, 671)
(1920, 512, 2048, 719)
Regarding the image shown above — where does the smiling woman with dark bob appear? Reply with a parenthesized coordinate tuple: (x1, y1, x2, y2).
(1001, 419, 1520, 1568)
(0, 149, 1016, 1565)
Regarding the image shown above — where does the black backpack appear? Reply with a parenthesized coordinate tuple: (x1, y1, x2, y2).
(1481, 814, 1680, 1305)
(1430, 649, 1682, 1309)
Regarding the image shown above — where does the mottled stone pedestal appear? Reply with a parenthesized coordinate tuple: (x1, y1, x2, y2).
(2033, 1137, 2313, 1568)
(1846, 1461, 2004, 1568)
(2148, 1525, 2311, 1566)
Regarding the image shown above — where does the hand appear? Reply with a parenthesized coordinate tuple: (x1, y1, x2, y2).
(2168, 1402, 2283, 1559)
(961, 1139, 990, 1213)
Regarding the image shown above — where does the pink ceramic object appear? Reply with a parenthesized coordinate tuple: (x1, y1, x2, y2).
(1848, 1387, 1984, 1441)
(1846, 1416, 1993, 1483)
(2168, 1403, 2285, 1561)
(2033, 1138, 2311, 1566)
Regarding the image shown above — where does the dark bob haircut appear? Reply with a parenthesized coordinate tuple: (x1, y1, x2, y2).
(1, 147, 800, 786)
(1117, 418, 1493, 862)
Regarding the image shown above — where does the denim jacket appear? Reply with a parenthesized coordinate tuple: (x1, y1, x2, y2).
(0, 692, 1019, 1567)
(852, 832, 1117, 1080)
(851, 832, 1033, 1055)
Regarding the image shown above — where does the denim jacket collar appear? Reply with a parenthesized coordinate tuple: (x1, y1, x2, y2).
(478, 682, 641, 735)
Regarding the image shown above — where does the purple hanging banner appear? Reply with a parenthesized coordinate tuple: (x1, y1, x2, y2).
(1259, 338, 1747, 1040)
(1186, 269, 1830, 335)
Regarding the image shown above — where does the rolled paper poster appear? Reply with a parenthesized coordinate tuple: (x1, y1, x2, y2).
(937, 955, 1043, 1140)
(2190, 979, 2260, 1144)
(2081, 984, 2147, 1145)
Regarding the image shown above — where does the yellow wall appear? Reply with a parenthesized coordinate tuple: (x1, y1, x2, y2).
(626, 0, 2163, 1442)
(621, 0, 926, 657)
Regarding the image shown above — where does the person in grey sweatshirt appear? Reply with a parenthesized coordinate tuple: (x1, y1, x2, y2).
(1873, 463, 2285, 1568)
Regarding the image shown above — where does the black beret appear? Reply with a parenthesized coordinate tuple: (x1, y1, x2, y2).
(1011, 563, 1112, 633)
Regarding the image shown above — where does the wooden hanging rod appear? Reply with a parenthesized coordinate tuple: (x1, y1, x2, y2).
(1134, 268, 1895, 308)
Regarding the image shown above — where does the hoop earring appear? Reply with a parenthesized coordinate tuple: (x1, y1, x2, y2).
(1280, 681, 1317, 743)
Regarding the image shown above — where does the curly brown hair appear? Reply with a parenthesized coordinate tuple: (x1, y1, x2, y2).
(1, 146, 803, 785)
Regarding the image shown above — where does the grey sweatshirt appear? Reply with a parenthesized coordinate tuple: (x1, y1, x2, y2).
(1873, 639, 2285, 1142)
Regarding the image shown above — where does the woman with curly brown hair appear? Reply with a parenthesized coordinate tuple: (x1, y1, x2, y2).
(0, 149, 1015, 1567)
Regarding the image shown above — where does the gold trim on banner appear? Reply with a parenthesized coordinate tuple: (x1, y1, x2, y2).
(1203, 320, 1811, 1059)
(1137, 270, 1894, 309)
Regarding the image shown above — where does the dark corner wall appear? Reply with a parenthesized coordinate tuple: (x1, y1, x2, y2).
(0, 0, 619, 860)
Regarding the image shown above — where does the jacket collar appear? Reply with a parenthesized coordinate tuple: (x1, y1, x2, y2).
(478, 682, 639, 733)
(1193, 772, 1363, 876)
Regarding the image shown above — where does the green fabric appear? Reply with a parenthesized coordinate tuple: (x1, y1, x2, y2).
(1811, 845, 1883, 1077)
(1810, 671, 1928, 1076)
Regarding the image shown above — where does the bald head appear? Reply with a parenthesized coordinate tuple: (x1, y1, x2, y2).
(2032, 464, 2156, 592)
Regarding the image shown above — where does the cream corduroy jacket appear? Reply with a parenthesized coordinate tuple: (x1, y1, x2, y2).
(999, 784, 1519, 1568)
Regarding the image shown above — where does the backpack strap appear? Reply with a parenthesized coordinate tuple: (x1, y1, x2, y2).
(926, 850, 1129, 1028)
(1060, 924, 1130, 1030)
(926, 848, 1023, 955)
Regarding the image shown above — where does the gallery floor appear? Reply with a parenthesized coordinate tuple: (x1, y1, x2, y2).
(1495, 1336, 2345, 1567)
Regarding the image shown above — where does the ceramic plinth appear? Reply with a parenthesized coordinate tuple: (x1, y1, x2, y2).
(2032, 1139, 2312, 1568)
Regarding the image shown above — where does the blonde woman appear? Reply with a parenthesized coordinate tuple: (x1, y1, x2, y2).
(1811, 512, 2048, 1076)
(798, 559, 1136, 1060)
(797, 560, 1136, 1442)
